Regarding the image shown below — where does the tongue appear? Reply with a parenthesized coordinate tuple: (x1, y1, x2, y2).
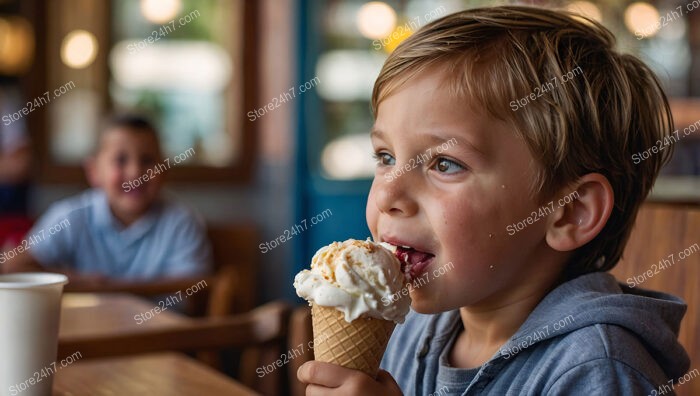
(395, 247, 433, 281)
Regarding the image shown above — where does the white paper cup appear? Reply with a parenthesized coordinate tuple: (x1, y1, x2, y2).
(0, 273, 68, 396)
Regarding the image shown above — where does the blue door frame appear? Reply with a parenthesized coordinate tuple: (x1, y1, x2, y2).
(291, 0, 373, 297)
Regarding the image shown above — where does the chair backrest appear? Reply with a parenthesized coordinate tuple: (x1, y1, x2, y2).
(207, 224, 258, 315)
(288, 305, 314, 396)
(57, 301, 291, 395)
(611, 203, 699, 396)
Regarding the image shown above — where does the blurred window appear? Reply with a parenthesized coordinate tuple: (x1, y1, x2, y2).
(39, 0, 256, 182)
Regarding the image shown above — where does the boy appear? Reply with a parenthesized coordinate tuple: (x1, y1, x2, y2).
(4, 115, 211, 287)
(298, 6, 690, 395)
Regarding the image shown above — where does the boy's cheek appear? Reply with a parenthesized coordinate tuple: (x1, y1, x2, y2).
(365, 190, 380, 235)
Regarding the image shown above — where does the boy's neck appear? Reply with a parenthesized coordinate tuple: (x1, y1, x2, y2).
(110, 207, 148, 228)
(449, 268, 564, 369)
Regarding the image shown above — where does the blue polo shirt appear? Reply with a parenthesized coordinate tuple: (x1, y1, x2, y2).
(28, 189, 212, 279)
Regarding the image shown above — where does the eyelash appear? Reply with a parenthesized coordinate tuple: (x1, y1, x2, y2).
(372, 151, 466, 174)
(373, 152, 393, 166)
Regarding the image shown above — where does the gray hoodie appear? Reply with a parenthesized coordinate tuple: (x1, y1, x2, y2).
(381, 272, 690, 395)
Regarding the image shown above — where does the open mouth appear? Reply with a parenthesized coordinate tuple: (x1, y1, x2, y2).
(394, 246, 435, 282)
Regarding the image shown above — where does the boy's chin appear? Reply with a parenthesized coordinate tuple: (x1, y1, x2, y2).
(409, 298, 449, 314)
(409, 291, 467, 314)
(114, 199, 155, 218)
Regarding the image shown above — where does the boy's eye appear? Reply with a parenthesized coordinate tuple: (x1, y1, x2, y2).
(115, 153, 128, 167)
(433, 158, 464, 174)
(373, 152, 395, 166)
(141, 155, 156, 167)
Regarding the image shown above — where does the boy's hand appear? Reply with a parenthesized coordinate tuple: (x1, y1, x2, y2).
(298, 361, 403, 396)
(64, 272, 108, 289)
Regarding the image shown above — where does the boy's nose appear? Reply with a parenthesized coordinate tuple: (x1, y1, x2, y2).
(373, 174, 418, 217)
(125, 161, 146, 179)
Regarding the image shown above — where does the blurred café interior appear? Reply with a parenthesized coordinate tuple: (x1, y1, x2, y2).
(0, 0, 698, 394)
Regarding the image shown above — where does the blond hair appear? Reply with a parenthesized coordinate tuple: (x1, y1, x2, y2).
(371, 6, 673, 276)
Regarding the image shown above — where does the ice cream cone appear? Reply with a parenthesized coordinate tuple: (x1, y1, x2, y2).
(311, 304, 396, 378)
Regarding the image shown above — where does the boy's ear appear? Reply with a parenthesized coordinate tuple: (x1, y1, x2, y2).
(83, 156, 101, 188)
(545, 173, 614, 252)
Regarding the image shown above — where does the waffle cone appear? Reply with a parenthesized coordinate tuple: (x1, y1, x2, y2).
(311, 304, 396, 378)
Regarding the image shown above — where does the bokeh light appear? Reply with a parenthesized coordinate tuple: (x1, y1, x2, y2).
(624, 2, 661, 38)
(140, 0, 182, 24)
(0, 16, 34, 75)
(60, 30, 98, 69)
(566, 1, 603, 23)
(356, 2, 397, 40)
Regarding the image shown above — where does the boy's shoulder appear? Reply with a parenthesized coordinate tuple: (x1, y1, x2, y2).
(40, 189, 202, 230)
(37, 189, 101, 224)
(153, 192, 205, 228)
(383, 272, 689, 395)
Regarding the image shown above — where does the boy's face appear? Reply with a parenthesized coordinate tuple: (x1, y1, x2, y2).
(89, 127, 163, 225)
(367, 68, 561, 313)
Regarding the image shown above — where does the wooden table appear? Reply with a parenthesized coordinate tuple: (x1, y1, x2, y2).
(53, 352, 259, 395)
(59, 293, 191, 341)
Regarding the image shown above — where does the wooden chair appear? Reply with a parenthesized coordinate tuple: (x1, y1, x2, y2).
(288, 305, 314, 396)
(612, 202, 699, 396)
(57, 301, 291, 396)
(64, 224, 260, 374)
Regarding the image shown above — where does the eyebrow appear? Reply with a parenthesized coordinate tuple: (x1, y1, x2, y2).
(425, 133, 485, 156)
(371, 127, 485, 157)
(370, 127, 385, 140)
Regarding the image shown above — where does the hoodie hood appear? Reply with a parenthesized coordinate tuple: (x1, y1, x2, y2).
(499, 272, 690, 380)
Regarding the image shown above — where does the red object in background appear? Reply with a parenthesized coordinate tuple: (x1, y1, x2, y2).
(0, 215, 33, 249)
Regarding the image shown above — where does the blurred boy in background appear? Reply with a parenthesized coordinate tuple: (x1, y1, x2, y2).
(4, 114, 211, 286)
